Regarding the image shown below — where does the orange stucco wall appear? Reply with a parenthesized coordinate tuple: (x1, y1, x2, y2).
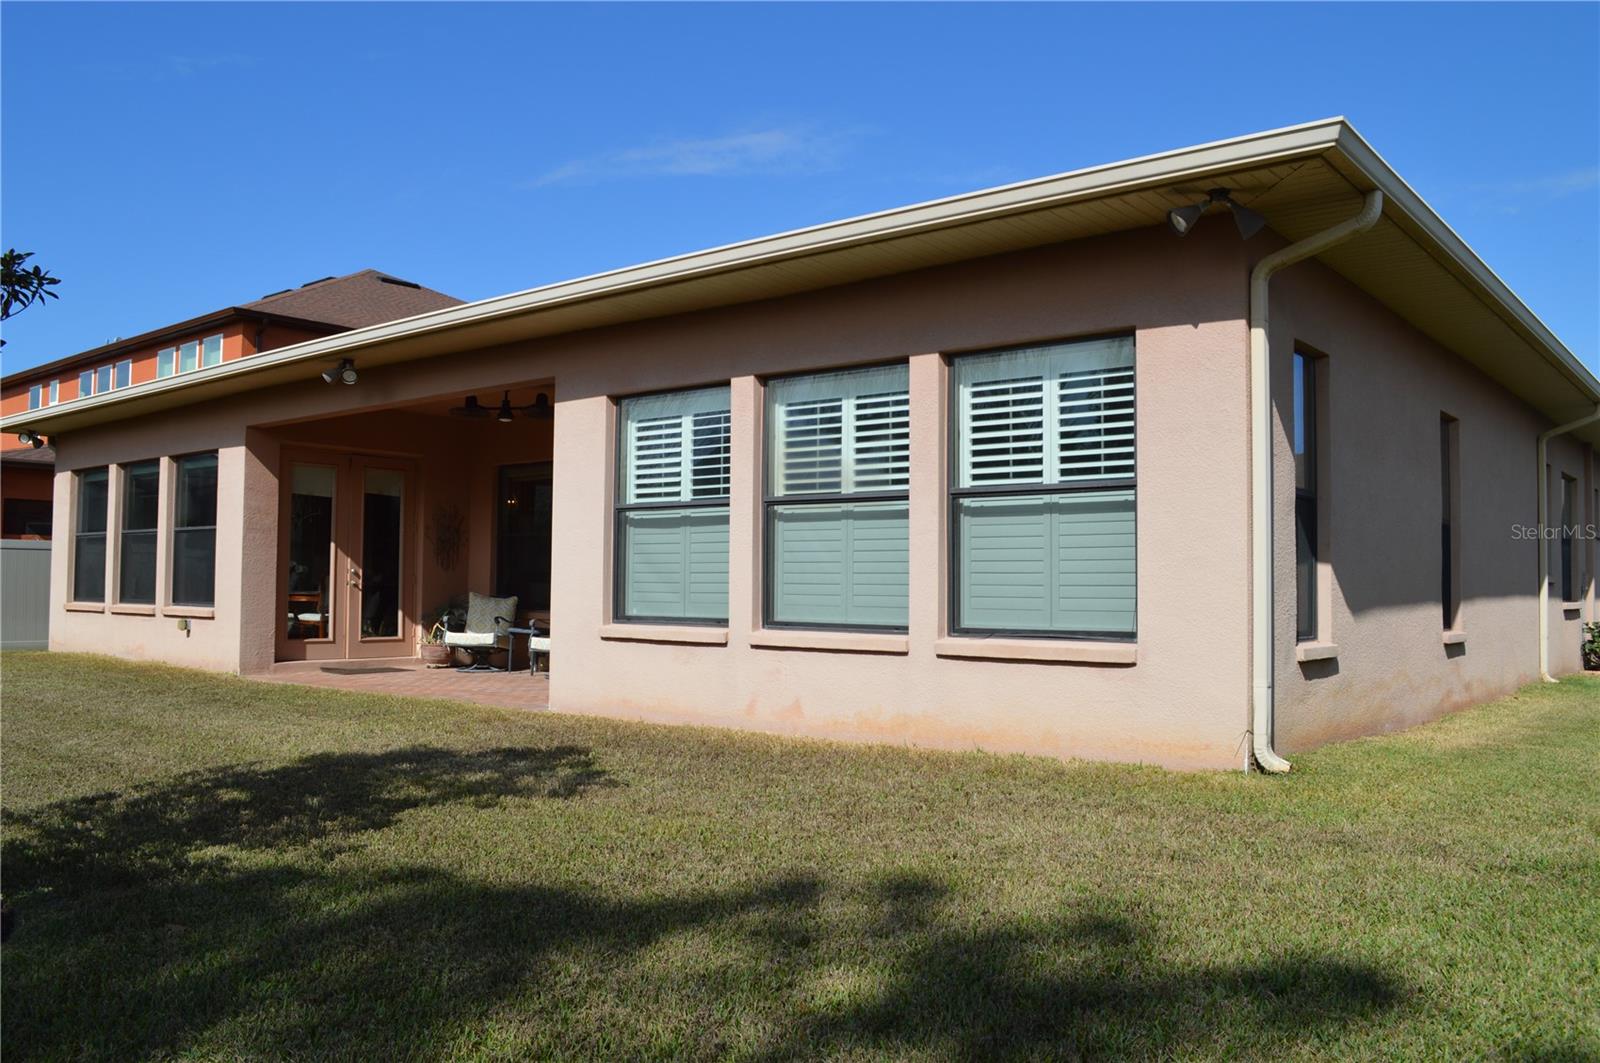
(38, 223, 1588, 770)
(1, 320, 332, 452)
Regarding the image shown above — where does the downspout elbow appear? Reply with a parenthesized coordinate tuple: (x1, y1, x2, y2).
(1248, 190, 1383, 774)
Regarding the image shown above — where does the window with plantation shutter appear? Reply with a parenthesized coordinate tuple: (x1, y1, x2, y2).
(615, 386, 731, 623)
(952, 336, 1136, 638)
(766, 364, 909, 629)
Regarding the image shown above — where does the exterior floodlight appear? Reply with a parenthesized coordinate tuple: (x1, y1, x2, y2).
(1231, 203, 1267, 240)
(16, 429, 43, 448)
(1167, 202, 1206, 236)
(1167, 188, 1265, 240)
(322, 359, 358, 385)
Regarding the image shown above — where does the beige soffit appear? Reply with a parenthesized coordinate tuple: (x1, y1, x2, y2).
(8, 117, 1597, 443)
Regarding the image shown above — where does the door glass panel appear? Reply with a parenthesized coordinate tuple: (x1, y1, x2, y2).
(361, 468, 404, 639)
(287, 465, 335, 640)
(497, 464, 552, 611)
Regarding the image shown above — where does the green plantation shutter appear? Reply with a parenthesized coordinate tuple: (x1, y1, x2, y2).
(620, 506, 729, 620)
(957, 490, 1135, 634)
(953, 337, 1136, 636)
(618, 386, 730, 621)
(767, 364, 909, 628)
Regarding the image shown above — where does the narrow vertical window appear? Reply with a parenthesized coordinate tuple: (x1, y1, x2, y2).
(119, 460, 161, 604)
(27, 384, 41, 410)
(73, 468, 110, 603)
(157, 347, 177, 378)
(951, 335, 1136, 638)
(96, 365, 113, 394)
(171, 452, 218, 607)
(1560, 475, 1577, 602)
(1293, 352, 1319, 642)
(615, 386, 731, 623)
(78, 370, 94, 396)
(766, 364, 909, 629)
(201, 334, 223, 367)
(179, 341, 200, 373)
(49, 380, 59, 404)
(114, 360, 132, 390)
(1440, 415, 1460, 630)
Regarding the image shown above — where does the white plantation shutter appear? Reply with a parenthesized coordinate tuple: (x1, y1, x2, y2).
(956, 337, 1134, 488)
(621, 386, 732, 504)
(769, 364, 910, 496)
(953, 337, 1136, 637)
(617, 386, 731, 622)
(767, 365, 909, 628)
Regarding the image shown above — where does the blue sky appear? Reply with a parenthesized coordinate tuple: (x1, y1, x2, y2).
(2, 2, 1596, 374)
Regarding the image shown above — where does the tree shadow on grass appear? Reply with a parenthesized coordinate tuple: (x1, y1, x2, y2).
(3, 753, 1406, 1059)
(3, 745, 613, 896)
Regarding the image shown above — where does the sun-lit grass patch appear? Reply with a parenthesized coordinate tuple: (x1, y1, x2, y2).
(2, 652, 1596, 1059)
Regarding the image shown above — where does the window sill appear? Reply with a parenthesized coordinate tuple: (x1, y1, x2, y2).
(110, 603, 157, 616)
(163, 605, 215, 619)
(934, 637, 1136, 665)
(64, 601, 105, 613)
(1295, 641, 1340, 663)
(599, 623, 728, 646)
(751, 629, 909, 654)
(1560, 603, 1582, 617)
(1442, 631, 1467, 647)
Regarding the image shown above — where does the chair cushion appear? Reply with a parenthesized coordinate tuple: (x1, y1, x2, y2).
(526, 637, 552, 652)
(444, 631, 498, 648)
(464, 592, 518, 637)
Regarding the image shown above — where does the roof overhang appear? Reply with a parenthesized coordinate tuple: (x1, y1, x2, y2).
(8, 117, 1597, 444)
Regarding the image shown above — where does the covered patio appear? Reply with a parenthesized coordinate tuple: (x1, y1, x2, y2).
(254, 381, 555, 671)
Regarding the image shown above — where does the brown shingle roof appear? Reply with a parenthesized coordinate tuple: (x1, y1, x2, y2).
(243, 269, 463, 328)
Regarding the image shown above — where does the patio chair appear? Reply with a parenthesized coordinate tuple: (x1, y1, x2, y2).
(443, 592, 518, 672)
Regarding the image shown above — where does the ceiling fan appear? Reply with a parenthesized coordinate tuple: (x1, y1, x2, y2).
(449, 391, 553, 422)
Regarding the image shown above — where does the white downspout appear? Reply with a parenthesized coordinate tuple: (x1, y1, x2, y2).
(1248, 190, 1384, 773)
(1537, 406, 1600, 682)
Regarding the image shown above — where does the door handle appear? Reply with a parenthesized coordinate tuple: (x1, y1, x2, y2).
(349, 567, 362, 589)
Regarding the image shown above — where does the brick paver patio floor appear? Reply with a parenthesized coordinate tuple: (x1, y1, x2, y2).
(254, 658, 549, 713)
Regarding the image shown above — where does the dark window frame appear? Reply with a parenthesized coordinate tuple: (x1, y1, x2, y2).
(495, 461, 554, 613)
(1560, 473, 1578, 603)
(947, 333, 1139, 643)
(72, 467, 109, 603)
(118, 459, 161, 605)
(1440, 414, 1461, 631)
(171, 451, 219, 608)
(611, 386, 732, 626)
(1293, 350, 1322, 644)
(762, 362, 911, 634)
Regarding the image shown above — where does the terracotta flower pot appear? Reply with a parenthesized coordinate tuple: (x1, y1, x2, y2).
(420, 643, 452, 668)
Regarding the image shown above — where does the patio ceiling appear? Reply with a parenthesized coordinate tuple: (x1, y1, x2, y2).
(8, 118, 1597, 444)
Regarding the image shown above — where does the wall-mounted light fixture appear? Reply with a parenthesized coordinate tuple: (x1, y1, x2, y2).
(15, 429, 44, 449)
(321, 359, 358, 385)
(1168, 188, 1266, 240)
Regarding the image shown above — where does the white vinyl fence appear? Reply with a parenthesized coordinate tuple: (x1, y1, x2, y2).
(1, 540, 51, 650)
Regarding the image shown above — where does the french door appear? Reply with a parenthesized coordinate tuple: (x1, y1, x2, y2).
(276, 449, 417, 661)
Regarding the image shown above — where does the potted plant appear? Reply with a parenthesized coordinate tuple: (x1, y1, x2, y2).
(420, 602, 462, 667)
(1583, 622, 1600, 671)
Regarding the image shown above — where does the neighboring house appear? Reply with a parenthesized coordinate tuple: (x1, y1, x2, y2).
(4, 119, 1596, 771)
(0, 269, 463, 537)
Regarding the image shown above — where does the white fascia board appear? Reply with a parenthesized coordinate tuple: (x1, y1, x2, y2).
(1330, 124, 1600, 401)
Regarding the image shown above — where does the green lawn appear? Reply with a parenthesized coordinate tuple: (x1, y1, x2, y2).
(2, 653, 1596, 1061)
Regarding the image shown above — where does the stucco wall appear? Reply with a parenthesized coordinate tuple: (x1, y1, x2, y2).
(1268, 258, 1593, 752)
(38, 221, 1589, 770)
(543, 228, 1257, 770)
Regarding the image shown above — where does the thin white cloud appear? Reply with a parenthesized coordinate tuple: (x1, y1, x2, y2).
(1486, 168, 1600, 199)
(528, 126, 856, 188)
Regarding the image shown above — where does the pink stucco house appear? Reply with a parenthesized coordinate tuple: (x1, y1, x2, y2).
(5, 119, 1595, 771)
